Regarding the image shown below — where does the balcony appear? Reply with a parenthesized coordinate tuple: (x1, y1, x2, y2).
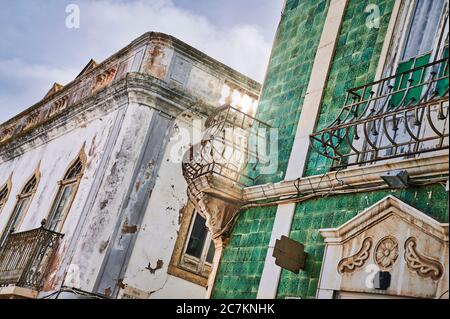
(0, 223, 63, 298)
(183, 104, 271, 193)
(182, 105, 270, 242)
(310, 57, 449, 169)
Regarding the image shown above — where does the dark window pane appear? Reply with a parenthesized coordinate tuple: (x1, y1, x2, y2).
(11, 197, 30, 230)
(206, 240, 215, 264)
(0, 186, 7, 210)
(186, 213, 208, 259)
(22, 176, 37, 194)
(48, 184, 75, 231)
(65, 158, 83, 180)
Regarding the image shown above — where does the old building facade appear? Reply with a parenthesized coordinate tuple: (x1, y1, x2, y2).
(183, 0, 449, 299)
(1, 0, 449, 300)
(0, 32, 260, 299)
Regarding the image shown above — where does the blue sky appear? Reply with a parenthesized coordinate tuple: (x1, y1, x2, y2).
(0, 0, 284, 123)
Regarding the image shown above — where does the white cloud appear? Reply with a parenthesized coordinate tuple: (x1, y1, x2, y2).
(0, 0, 275, 123)
(81, 0, 272, 80)
(0, 58, 78, 122)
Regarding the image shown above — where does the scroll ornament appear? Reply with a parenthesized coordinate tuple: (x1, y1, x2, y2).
(404, 237, 444, 281)
(338, 238, 373, 274)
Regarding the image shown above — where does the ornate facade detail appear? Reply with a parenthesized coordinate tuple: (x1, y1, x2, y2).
(93, 66, 117, 92)
(182, 104, 270, 242)
(49, 95, 69, 117)
(374, 236, 399, 270)
(192, 192, 241, 242)
(337, 238, 373, 274)
(404, 237, 444, 281)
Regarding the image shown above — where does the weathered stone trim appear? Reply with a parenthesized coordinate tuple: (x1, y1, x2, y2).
(0, 32, 260, 141)
(0, 74, 196, 161)
(245, 154, 449, 203)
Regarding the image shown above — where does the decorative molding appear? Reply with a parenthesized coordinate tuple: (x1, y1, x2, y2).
(245, 154, 449, 203)
(0, 32, 261, 151)
(404, 237, 444, 281)
(337, 238, 373, 274)
(374, 236, 399, 270)
(92, 66, 117, 93)
(320, 195, 449, 244)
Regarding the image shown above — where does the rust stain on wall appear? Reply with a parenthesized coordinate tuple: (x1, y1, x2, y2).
(144, 43, 167, 80)
(42, 243, 67, 292)
(145, 259, 164, 274)
(122, 218, 138, 234)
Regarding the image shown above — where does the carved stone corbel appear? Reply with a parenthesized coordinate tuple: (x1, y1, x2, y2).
(193, 192, 241, 242)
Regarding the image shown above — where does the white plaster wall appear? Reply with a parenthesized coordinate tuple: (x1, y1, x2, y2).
(151, 275, 206, 299)
(0, 106, 124, 292)
(66, 103, 156, 292)
(121, 112, 206, 299)
(0, 109, 120, 235)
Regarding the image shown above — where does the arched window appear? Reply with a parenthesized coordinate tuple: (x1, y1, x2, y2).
(0, 183, 9, 215)
(46, 152, 85, 232)
(0, 172, 39, 246)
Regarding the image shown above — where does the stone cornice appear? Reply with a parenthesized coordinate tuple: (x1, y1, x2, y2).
(0, 73, 198, 161)
(0, 32, 261, 141)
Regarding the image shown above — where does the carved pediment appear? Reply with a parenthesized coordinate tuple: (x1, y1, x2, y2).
(318, 196, 449, 299)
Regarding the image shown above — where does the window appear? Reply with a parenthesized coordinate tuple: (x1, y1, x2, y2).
(366, 0, 449, 162)
(0, 183, 9, 215)
(0, 172, 39, 247)
(181, 212, 215, 275)
(168, 205, 216, 287)
(402, 0, 446, 61)
(47, 153, 85, 232)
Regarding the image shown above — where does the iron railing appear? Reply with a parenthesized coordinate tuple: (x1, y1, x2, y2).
(310, 57, 449, 168)
(182, 105, 271, 188)
(0, 224, 63, 291)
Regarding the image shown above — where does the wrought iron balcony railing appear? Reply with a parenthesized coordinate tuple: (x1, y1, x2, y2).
(182, 105, 271, 189)
(0, 224, 63, 291)
(310, 57, 449, 169)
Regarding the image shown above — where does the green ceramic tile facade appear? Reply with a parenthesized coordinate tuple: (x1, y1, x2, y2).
(253, 0, 330, 184)
(212, 206, 277, 299)
(277, 184, 449, 299)
(304, 0, 396, 177)
(212, 0, 448, 301)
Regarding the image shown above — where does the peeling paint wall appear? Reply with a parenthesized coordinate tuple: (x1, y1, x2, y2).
(0, 32, 261, 299)
(119, 114, 206, 299)
(0, 105, 124, 293)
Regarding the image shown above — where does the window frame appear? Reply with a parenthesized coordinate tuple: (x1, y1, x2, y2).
(0, 176, 12, 216)
(0, 168, 40, 246)
(357, 0, 449, 165)
(46, 148, 86, 233)
(180, 211, 215, 276)
(168, 203, 214, 287)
